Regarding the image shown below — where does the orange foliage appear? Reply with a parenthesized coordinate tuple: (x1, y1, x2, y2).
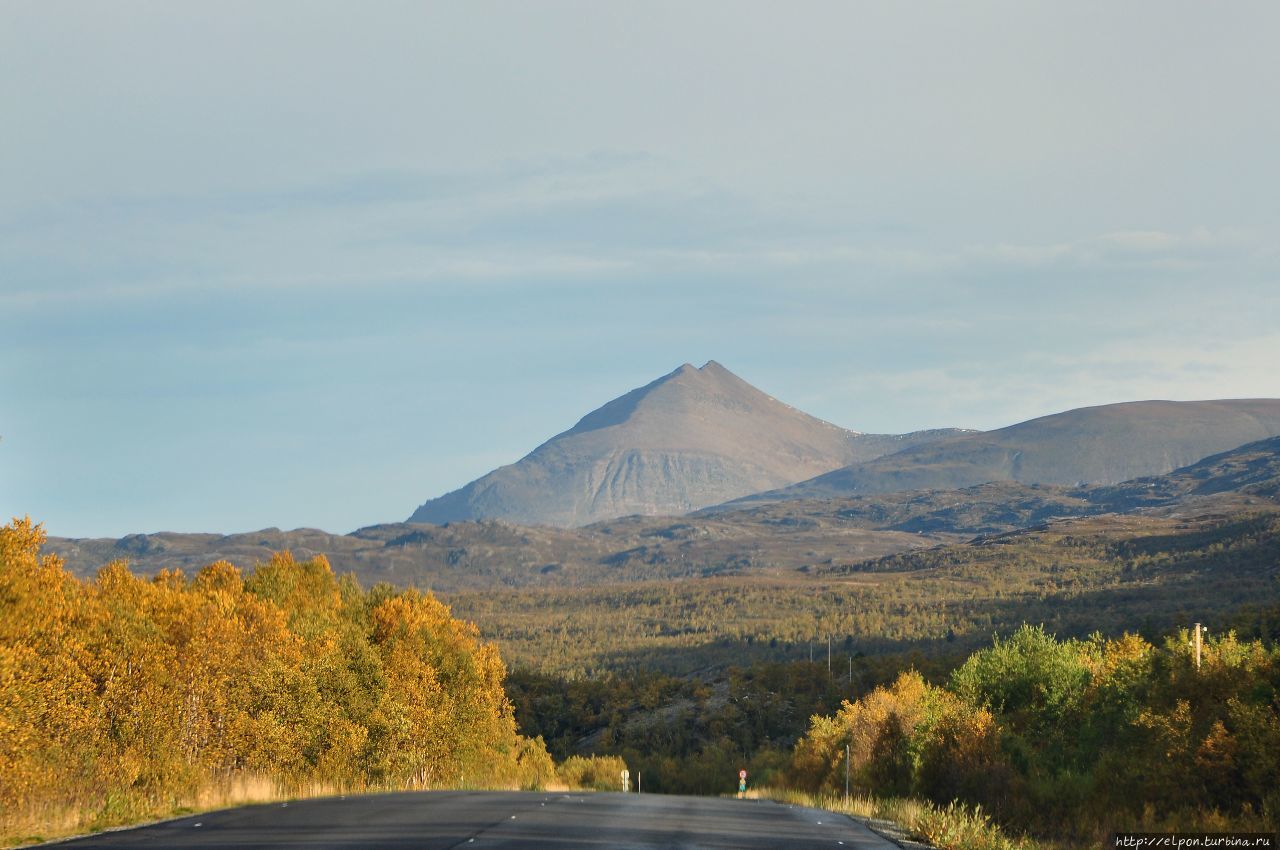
(0, 517, 550, 837)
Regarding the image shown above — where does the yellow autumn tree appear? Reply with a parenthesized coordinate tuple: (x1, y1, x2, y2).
(0, 517, 551, 843)
(790, 670, 933, 795)
(0, 517, 105, 815)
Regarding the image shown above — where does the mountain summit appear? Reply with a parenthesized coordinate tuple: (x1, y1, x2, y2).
(408, 361, 963, 527)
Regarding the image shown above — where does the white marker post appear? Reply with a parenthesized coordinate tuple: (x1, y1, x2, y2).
(621, 769, 630, 793)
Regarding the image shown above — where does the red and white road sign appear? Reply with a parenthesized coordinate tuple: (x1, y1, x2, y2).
(739, 770, 747, 779)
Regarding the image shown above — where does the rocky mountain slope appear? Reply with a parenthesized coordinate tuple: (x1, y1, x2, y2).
(1084, 434, 1280, 509)
(408, 361, 965, 527)
(725, 399, 1280, 506)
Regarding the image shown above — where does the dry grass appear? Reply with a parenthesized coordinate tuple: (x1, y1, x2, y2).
(3, 769, 629, 848)
(746, 787, 1034, 850)
(2, 772, 541, 849)
(1, 773, 307, 848)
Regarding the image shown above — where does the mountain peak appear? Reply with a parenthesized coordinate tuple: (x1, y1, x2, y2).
(407, 362, 965, 526)
(563, 360, 759, 437)
(665, 359, 733, 382)
(662, 359, 734, 379)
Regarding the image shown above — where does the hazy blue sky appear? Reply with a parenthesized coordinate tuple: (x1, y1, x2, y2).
(3, 1, 1278, 537)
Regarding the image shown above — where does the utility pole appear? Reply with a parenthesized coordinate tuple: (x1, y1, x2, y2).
(827, 636, 832, 676)
(848, 655, 852, 685)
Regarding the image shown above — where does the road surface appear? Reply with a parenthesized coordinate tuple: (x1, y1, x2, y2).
(55, 790, 899, 849)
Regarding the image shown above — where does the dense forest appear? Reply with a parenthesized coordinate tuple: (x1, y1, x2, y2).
(0, 518, 555, 844)
(507, 651, 960, 796)
(449, 509, 1280, 675)
(505, 626, 1280, 839)
(489, 507, 1280, 839)
(791, 625, 1280, 837)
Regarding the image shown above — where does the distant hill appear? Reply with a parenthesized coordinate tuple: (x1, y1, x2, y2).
(724, 399, 1280, 506)
(44, 513, 958, 593)
(45, 434, 1280, 594)
(407, 361, 966, 527)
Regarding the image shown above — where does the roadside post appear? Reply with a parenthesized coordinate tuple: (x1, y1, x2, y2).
(845, 744, 850, 802)
(738, 769, 747, 798)
(621, 769, 630, 793)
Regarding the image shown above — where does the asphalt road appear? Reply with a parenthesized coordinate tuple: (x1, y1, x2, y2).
(54, 790, 899, 849)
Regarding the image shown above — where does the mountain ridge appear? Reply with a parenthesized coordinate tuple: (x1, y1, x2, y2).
(720, 398, 1280, 508)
